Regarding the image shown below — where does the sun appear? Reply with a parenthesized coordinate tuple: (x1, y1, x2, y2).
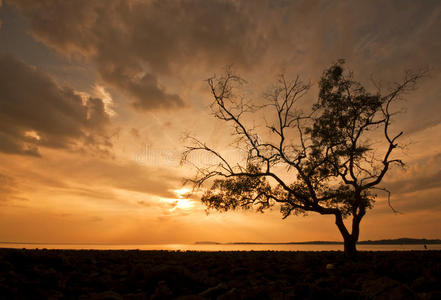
(173, 198, 194, 210)
(162, 188, 194, 211)
(174, 187, 192, 199)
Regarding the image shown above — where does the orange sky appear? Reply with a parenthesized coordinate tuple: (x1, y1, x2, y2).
(0, 0, 440, 244)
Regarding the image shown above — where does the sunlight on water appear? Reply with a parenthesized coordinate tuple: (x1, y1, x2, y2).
(1, 243, 440, 251)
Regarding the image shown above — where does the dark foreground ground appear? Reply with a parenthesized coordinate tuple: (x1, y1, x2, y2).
(0, 249, 440, 299)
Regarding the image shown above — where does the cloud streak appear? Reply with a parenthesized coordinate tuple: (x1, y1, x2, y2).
(384, 153, 441, 195)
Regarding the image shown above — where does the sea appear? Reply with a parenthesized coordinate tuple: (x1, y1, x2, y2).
(1, 243, 440, 251)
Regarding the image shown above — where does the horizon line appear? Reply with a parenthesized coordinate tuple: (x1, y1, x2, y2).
(1, 237, 440, 245)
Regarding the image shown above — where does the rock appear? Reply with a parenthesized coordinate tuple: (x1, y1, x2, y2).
(124, 292, 147, 300)
(362, 277, 416, 300)
(231, 267, 248, 276)
(0, 261, 13, 273)
(151, 281, 173, 300)
(326, 263, 335, 270)
(411, 276, 439, 292)
(218, 288, 241, 300)
(199, 283, 228, 298)
(315, 278, 334, 288)
(129, 263, 146, 282)
(309, 287, 335, 299)
(421, 291, 441, 300)
(175, 295, 206, 300)
(46, 289, 64, 300)
(144, 265, 199, 292)
(79, 290, 123, 300)
(293, 283, 310, 298)
(339, 288, 361, 300)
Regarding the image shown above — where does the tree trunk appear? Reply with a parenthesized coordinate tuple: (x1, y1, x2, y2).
(335, 212, 361, 258)
(345, 207, 365, 258)
(343, 235, 357, 258)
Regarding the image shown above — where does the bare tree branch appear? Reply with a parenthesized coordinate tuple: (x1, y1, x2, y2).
(182, 61, 425, 257)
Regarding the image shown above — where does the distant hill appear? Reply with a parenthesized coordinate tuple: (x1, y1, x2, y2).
(358, 238, 441, 245)
(195, 238, 441, 245)
(194, 241, 221, 245)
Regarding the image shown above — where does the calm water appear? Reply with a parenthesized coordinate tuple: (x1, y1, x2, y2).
(1, 243, 440, 251)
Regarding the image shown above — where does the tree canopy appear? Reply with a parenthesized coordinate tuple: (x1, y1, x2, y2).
(183, 60, 425, 256)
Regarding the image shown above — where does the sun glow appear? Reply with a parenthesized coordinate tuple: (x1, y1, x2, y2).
(174, 187, 192, 199)
(173, 198, 194, 210)
(24, 130, 41, 140)
(161, 188, 194, 211)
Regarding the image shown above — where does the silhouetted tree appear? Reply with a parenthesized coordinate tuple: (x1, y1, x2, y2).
(182, 60, 425, 257)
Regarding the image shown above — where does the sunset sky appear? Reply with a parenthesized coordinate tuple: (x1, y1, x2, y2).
(1, 0, 440, 244)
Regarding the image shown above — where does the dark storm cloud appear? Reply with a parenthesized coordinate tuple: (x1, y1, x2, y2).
(7, 0, 441, 128)
(0, 0, 2, 29)
(8, 0, 268, 111)
(0, 54, 111, 156)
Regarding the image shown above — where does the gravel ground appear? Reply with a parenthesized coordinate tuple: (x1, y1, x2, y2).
(0, 248, 440, 299)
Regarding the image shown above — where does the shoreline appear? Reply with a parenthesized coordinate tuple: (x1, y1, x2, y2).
(1, 242, 438, 252)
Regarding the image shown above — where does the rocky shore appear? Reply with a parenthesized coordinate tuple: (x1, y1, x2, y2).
(0, 248, 440, 299)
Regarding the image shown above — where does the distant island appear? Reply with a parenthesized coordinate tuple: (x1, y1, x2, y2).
(195, 238, 441, 245)
(194, 241, 222, 245)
